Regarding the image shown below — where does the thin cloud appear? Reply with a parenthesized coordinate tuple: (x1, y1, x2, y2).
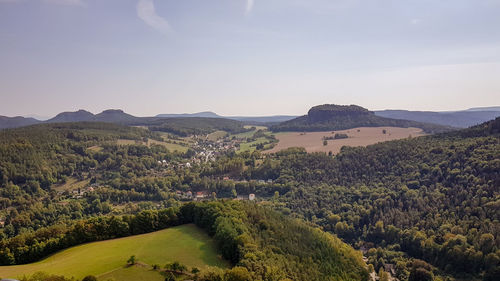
(137, 0, 171, 35)
(246, 0, 254, 14)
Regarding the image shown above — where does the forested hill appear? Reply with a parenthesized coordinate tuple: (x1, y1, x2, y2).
(183, 201, 369, 281)
(0, 122, 159, 189)
(0, 109, 249, 136)
(0, 116, 41, 129)
(375, 109, 500, 128)
(270, 104, 453, 133)
(146, 117, 248, 136)
(0, 200, 369, 281)
(256, 117, 500, 280)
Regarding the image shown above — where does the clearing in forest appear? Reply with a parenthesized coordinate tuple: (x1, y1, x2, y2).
(0, 224, 228, 281)
(266, 127, 425, 154)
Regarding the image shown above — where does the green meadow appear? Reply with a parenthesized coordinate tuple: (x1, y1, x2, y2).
(0, 224, 229, 280)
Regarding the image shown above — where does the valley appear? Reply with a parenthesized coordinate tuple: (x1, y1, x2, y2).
(2, 2, 499, 280)
(0, 104, 497, 281)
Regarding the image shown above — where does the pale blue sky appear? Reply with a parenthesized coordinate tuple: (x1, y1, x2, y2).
(1, 0, 499, 117)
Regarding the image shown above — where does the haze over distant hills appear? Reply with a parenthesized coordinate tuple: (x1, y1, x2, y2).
(0, 109, 147, 130)
(374, 106, 500, 128)
(465, 106, 500, 112)
(271, 104, 452, 133)
(0, 116, 41, 129)
(156, 112, 297, 123)
(1, 105, 499, 130)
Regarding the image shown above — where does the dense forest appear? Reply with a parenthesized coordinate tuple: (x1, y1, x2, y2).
(147, 117, 249, 136)
(0, 117, 498, 280)
(260, 117, 500, 280)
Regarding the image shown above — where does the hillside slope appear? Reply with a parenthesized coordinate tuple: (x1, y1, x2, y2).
(0, 224, 227, 279)
(1, 109, 249, 137)
(254, 117, 500, 279)
(183, 201, 369, 281)
(271, 104, 452, 133)
(375, 109, 500, 128)
(0, 116, 41, 129)
(0, 200, 368, 281)
(48, 110, 95, 123)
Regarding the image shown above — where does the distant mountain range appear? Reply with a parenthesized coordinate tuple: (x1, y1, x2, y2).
(156, 112, 297, 123)
(270, 104, 453, 133)
(0, 109, 146, 130)
(48, 109, 143, 124)
(0, 116, 42, 129)
(156, 111, 222, 118)
(1, 106, 499, 130)
(374, 107, 500, 128)
(465, 106, 500, 112)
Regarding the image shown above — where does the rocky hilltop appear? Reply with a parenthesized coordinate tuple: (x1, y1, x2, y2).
(271, 104, 452, 133)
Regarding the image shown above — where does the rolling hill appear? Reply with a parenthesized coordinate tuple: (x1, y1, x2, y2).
(157, 111, 297, 123)
(146, 117, 248, 136)
(3, 106, 498, 131)
(271, 104, 453, 133)
(0, 199, 369, 281)
(0, 109, 248, 136)
(48, 109, 96, 123)
(0, 224, 227, 280)
(0, 116, 41, 129)
(375, 107, 500, 128)
(156, 111, 222, 118)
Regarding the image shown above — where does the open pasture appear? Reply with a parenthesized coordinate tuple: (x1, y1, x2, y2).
(266, 127, 425, 154)
(117, 138, 189, 152)
(0, 224, 228, 280)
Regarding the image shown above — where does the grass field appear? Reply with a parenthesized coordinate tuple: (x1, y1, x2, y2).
(52, 177, 90, 192)
(244, 125, 267, 130)
(233, 127, 276, 153)
(238, 137, 270, 153)
(98, 265, 165, 281)
(117, 138, 189, 153)
(234, 126, 268, 139)
(265, 127, 426, 154)
(0, 224, 228, 280)
(206, 130, 228, 141)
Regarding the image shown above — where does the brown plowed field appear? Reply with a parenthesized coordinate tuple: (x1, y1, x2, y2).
(265, 127, 425, 154)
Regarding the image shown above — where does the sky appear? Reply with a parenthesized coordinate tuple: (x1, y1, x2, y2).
(0, 0, 499, 118)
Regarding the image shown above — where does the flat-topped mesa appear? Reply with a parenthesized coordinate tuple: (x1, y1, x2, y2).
(307, 104, 372, 122)
(271, 103, 453, 133)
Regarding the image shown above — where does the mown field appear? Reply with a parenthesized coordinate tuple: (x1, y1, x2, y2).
(0, 224, 228, 281)
(206, 130, 228, 141)
(266, 126, 426, 154)
(117, 138, 189, 153)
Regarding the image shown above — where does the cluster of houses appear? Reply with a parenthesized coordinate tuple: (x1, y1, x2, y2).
(191, 137, 239, 163)
(154, 134, 244, 172)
